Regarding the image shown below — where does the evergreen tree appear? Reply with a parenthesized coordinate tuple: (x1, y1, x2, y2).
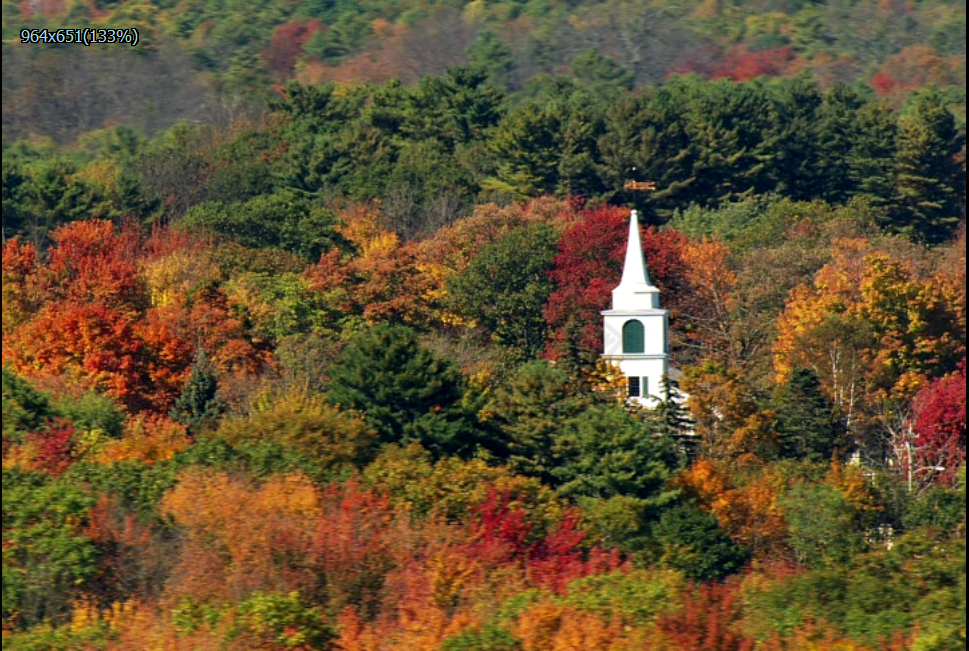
(484, 84, 606, 200)
(891, 90, 963, 244)
(650, 375, 695, 463)
(570, 49, 634, 95)
(773, 367, 846, 463)
(402, 67, 506, 150)
(466, 31, 515, 90)
(483, 360, 587, 483)
(555, 405, 677, 502)
(762, 75, 824, 201)
(170, 349, 224, 435)
(2, 161, 26, 241)
(848, 99, 897, 209)
(599, 83, 694, 214)
(813, 83, 865, 203)
(2, 367, 55, 442)
(327, 325, 476, 458)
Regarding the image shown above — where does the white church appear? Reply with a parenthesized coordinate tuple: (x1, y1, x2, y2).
(601, 210, 672, 407)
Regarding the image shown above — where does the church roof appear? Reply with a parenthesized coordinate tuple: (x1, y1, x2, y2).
(611, 210, 661, 311)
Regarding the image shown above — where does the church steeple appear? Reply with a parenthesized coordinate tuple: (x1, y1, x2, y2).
(612, 210, 660, 310)
(601, 209, 669, 405)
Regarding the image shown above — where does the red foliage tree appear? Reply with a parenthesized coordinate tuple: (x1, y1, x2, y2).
(709, 46, 794, 82)
(6, 301, 146, 407)
(913, 359, 967, 485)
(544, 205, 688, 360)
(309, 480, 396, 618)
(1, 237, 37, 284)
(466, 490, 624, 593)
(264, 19, 323, 76)
(3, 221, 270, 415)
(38, 220, 144, 311)
(657, 582, 755, 651)
(466, 489, 535, 566)
(870, 45, 962, 99)
(28, 419, 77, 476)
(870, 72, 899, 96)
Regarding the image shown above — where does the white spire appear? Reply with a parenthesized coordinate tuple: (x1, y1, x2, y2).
(612, 210, 660, 310)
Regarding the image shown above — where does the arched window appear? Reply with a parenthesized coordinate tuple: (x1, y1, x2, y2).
(622, 319, 645, 354)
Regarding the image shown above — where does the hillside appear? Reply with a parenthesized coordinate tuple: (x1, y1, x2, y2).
(2, 0, 966, 143)
(2, 3, 967, 650)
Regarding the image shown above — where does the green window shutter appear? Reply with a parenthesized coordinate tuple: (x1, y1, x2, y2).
(622, 319, 645, 354)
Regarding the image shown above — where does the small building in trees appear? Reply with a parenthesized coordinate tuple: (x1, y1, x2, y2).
(601, 209, 671, 406)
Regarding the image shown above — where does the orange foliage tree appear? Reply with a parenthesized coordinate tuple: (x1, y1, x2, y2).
(678, 237, 739, 362)
(677, 460, 790, 560)
(3, 221, 272, 414)
(159, 470, 321, 602)
(774, 242, 965, 428)
(870, 45, 963, 100)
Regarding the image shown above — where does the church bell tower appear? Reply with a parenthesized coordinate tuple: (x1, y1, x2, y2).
(601, 210, 669, 405)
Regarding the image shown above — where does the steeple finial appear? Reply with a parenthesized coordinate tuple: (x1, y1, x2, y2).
(612, 210, 660, 310)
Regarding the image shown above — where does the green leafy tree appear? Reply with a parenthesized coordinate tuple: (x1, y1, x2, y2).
(2, 469, 98, 629)
(782, 483, 867, 568)
(902, 482, 966, 532)
(53, 391, 126, 440)
(327, 325, 476, 457)
(442, 625, 522, 651)
(231, 591, 337, 650)
(652, 500, 750, 581)
(181, 189, 345, 261)
(447, 223, 559, 359)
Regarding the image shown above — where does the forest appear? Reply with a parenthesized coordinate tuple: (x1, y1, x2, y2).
(2, 0, 967, 650)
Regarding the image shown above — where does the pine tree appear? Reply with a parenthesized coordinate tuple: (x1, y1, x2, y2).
(814, 83, 864, 203)
(466, 31, 515, 90)
(891, 90, 963, 244)
(483, 360, 587, 483)
(170, 349, 224, 435)
(848, 99, 897, 208)
(327, 325, 476, 457)
(773, 368, 846, 463)
(651, 375, 695, 464)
